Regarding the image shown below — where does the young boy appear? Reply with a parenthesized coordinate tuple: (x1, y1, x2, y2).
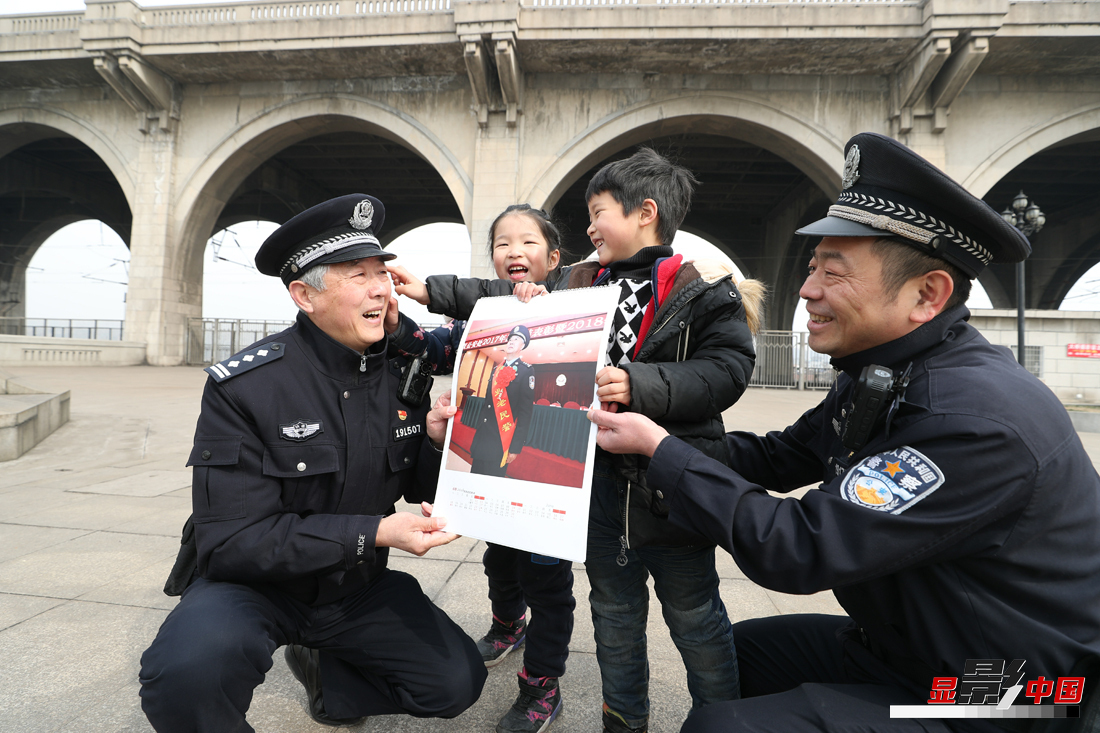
(393, 148, 764, 733)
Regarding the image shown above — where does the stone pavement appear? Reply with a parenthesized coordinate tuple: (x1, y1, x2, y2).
(2, 366, 1098, 733)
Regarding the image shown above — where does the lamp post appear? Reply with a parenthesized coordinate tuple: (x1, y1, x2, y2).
(1000, 191, 1046, 368)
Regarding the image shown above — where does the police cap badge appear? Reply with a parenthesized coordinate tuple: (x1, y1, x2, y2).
(255, 194, 393, 287)
(796, 133, 1031, 278)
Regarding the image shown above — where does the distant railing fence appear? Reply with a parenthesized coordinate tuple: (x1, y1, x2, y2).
(1010, 344, 1043, 379)
(0, 317, 124, 341)
(750, 330, 836, 390)
(186, 318, 294, 365)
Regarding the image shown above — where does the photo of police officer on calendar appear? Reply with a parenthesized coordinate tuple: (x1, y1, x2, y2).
(445, 311, 611, 489)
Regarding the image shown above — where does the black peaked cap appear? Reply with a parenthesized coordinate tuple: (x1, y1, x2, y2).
(255, 194, 394, 287)
(796, 133, 1031, 278)
(509, 324, 531, 348)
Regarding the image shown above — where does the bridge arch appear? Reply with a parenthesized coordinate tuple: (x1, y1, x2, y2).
(522, 94, 844, 212)
(963, 103, 1100, 199)
(521, 95, 842, 329)
(0, 110, 135, 319)
(172, 94, 472, 315)
(0, 107, 136, 205)
(966, 106, 1100, 310)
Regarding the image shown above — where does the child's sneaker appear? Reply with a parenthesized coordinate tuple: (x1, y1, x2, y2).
(496, 668, 562, 733)
(476, 614, 526, 667)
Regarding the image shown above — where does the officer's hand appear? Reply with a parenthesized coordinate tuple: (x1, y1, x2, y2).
(388, 264, 430, 305)
(506, 452, 519, 464)
(426, 392, 457, 448)
(595, 366, 631, 407)
(375, 511, 459, 556)
(513, 282, 548, 302)
(384, 296, 400, 334)
(587, 408, 668, 458)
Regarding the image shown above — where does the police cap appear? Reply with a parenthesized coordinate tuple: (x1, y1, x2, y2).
(508, 325, 531, 348)
(796, 133, 1031, 278)
(255, 194, 394, 287)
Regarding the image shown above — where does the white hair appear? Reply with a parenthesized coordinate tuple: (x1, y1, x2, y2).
(293, 264, 329, 312)
(297, 264, 329, 291)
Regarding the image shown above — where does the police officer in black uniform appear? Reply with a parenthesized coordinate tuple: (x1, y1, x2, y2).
(469, 324, 536, 477)
(138, 194, 487, 732)
(589, 133, 1100, 732)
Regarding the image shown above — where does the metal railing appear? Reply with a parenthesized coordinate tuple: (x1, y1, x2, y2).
(145, 0, 452, 24)
(186, 318, 294, 365)
(1010, 344, 1043, 379)
(750, 330, 835, 390)
(0, 317, 125, 341)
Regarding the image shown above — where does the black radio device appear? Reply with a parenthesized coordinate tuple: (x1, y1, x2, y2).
(841, 363, 911, 453)
(397, 354, 435, 407)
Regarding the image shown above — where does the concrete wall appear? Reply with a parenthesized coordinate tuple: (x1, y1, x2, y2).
(0, 335, 147, 367)
(969, 309, 1100, 404)
(0, 369, 70, 461)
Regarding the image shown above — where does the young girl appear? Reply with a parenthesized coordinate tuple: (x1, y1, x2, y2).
(388, 204, 573, 733)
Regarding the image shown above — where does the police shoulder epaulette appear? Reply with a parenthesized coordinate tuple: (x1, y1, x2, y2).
(205, 342, 285, 383)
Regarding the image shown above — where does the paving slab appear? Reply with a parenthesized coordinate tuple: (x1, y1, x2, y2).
(71, 469, 193, 498)
(0, 601, 170, 733)
(0, 591, 67, 631)
(0, 530, 179, 599)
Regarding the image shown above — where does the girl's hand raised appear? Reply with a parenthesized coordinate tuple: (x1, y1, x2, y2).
(387, 264, 430, 305)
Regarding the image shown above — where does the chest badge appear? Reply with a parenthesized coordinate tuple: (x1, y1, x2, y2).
(280, 420, 323, 442)
(397, 410, 407, 421)
(840, 445, 944, 514)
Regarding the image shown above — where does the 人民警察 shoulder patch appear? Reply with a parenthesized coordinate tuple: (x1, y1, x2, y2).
(840, 446, 944, 514)
(205, 343, 285, 382)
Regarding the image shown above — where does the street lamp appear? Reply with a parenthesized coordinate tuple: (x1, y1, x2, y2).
(1000, 191, 1046, 368)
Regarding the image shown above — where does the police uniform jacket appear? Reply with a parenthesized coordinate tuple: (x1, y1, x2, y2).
(187, 312, 441, 606)
(650, 304, 1100, 686)
(470, 357, 536, 462)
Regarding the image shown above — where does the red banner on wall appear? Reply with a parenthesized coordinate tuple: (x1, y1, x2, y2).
(1067, 343, 1100, 358)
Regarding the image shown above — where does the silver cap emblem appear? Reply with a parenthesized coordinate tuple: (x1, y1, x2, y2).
(348, 199, 374, 231)
(842, 145, 861, 189)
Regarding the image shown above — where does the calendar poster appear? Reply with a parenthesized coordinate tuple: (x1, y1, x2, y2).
(433, 286, 619, 562)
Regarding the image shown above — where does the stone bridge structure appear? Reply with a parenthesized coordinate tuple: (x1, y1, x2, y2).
(1, 0, 1098, 364)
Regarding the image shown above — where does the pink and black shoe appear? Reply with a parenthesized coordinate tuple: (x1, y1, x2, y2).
(476, 614, 527, 667)
(496, 667, 562, 733)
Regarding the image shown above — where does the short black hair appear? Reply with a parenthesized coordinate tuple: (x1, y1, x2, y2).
(871, 237, 971, 311)
(585, 148, 698, 247)
(486, 204, 563, 262)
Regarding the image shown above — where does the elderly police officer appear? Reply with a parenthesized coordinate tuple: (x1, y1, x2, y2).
(589, 133, 1100, 732)
(469, 324, 536, 477)
(139, 195, 487, 732)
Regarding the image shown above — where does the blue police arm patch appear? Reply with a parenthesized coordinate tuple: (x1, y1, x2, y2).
(205, 343, 285, 383)
(840, 445, 944, 514)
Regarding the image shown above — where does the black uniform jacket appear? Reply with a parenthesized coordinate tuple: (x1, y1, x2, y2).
(471, 358, 536, 460)
(651, 305, 1100, 686)
(187, 312, 441, 606)
(425, 255, 755, 547)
